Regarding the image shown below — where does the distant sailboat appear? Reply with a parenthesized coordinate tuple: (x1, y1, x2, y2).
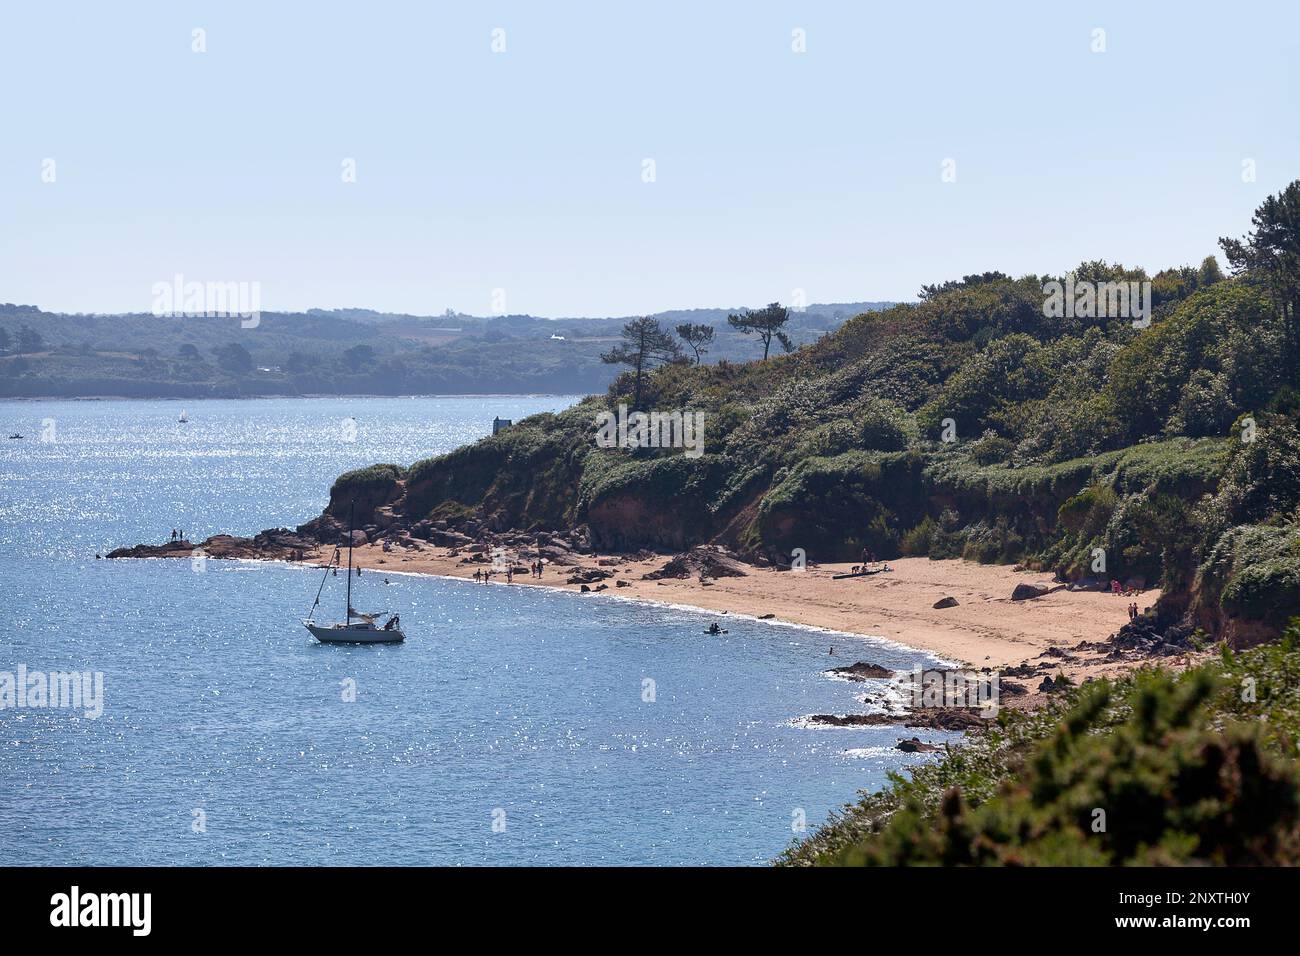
(303, 500, 405, 644)
(178, 409, 189, 423)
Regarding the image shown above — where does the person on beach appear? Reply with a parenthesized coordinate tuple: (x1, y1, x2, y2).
(170, 529, 176, 541)
(506, 566, 513, 584)
(473, 569, 481, 583)
(1111, 579, 1121, 596)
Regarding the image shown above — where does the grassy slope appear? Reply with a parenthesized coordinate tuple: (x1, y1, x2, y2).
(327, 265, 1300, 645)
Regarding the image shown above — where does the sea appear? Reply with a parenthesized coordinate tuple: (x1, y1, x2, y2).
(0, 395, 954, 865)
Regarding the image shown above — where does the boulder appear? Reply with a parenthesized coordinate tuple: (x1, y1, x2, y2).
(933, 596, 959, 609)
(826, 661, 894, 682)
(1012, 583, 1050, 601)
(896, 737, 941, 753)
(566, 567, 613, 585)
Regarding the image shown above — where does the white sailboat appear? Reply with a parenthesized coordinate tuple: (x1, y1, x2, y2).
(178, 409, 189, 423)
(303, 500, 405, 644)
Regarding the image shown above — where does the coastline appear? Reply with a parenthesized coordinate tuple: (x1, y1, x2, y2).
(108, 533, 1179, 713)
(299, 543, 1168, 706)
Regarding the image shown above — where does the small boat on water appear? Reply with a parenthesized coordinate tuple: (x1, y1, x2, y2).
(178, 409, 189, 423)
(303, 500, 405, 644)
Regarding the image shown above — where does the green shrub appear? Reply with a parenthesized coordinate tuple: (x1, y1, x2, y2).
(900, 516, 937, 556)
(782, 641, 1300, 866)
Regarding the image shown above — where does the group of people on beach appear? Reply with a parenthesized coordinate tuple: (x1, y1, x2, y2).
(472, 561, 544, 585)
(1109, 578, 1141, 597)
(1126, 602, 1141, 622)
(169, 528, 185, 542)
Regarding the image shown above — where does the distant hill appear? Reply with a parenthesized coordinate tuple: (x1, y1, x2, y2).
(0, 301, 894, 398)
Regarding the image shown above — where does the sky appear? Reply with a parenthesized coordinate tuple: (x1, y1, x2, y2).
(1, 1, 1298, 318)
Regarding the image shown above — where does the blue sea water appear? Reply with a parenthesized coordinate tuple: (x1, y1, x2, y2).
(0, 396, 954, 866)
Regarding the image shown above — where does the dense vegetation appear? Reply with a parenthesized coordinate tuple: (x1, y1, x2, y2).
(0, 302, 883, 398)
(333, 182, 1300, 647)
(779, 623, 1300, 866)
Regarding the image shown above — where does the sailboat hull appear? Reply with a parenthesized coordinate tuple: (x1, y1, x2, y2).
(305, 622, 405, 644)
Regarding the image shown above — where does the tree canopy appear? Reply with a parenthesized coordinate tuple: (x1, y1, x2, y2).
(727, 302, 794, 360)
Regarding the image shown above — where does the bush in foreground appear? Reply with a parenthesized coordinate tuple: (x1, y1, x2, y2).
(780, 627, 1300, 866)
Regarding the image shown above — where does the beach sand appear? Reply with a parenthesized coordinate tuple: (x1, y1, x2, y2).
(317, 543, 1166, 703)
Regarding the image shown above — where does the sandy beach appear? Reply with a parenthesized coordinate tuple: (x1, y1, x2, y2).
(317, 541, 1165, 702)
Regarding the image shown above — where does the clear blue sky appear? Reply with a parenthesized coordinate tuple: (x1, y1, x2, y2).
(2, 1, 1297, 317)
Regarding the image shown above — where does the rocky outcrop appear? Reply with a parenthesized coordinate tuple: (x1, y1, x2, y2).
(566, 567, 613, 585)
(806, 708, 989, 730)
(1109, 616, 1196, 657)
(642, 545, 749, 581)
(826, 661, 894, 681)
(105, 540, 198, 559)
(933, 596, 959, 609)
(106, 528, 316, 561)
(896, 737, 941, 753)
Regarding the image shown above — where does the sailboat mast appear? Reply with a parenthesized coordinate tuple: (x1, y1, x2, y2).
(345, 499, 354, 623)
